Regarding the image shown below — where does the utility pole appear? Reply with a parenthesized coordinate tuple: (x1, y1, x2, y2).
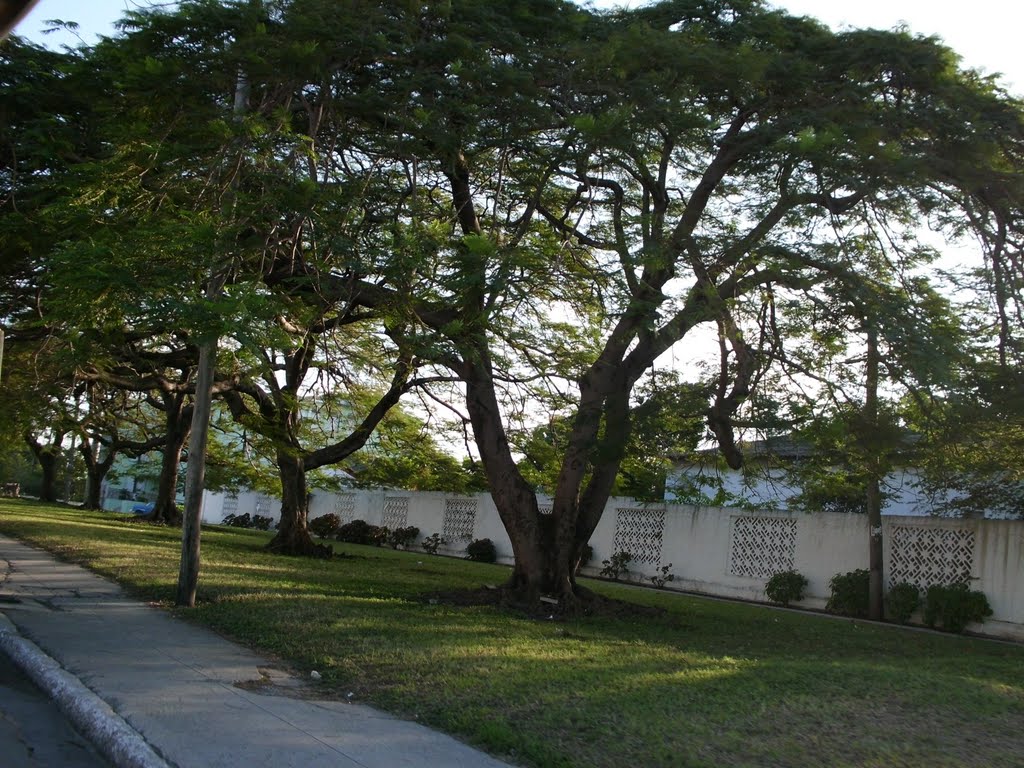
(175, 69, 249, 607)
(865, 327, 884, 621)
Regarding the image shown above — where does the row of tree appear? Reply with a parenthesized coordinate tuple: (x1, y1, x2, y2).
(1, 0, 1021, 613)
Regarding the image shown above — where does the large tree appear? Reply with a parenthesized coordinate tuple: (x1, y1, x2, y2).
(339, 0, 1024, 607)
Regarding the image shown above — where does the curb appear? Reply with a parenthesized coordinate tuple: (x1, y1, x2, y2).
(0, 612, 173, 768)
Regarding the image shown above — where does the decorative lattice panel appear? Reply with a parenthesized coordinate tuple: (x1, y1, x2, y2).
(443, 498, 477, 540)
(889, 526, 975, 589)
(612, 507, 666, 566)
(333, 493, 356, 523)
(728, 516, 797, 579)
(221, 495, 238, 517)
(254, 495, 271, 517)
(382, 496, 410, 529)
(538, 504, 553, 516)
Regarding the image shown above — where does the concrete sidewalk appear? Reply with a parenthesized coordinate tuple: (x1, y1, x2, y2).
(0, 534, 515, 768)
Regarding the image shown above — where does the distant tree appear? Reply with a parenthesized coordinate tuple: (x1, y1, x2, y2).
(339, 397, 488, 494)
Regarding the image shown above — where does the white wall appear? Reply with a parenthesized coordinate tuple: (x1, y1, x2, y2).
(199, 486, 1024, 641)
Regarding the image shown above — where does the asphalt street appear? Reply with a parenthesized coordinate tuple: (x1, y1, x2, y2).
(0, 648, 112, 768)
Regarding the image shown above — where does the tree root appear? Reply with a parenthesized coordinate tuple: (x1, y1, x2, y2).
(265, 534, 333, 559)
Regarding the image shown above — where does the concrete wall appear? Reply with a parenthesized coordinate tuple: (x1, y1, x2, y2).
(197, 486, 1024, 641)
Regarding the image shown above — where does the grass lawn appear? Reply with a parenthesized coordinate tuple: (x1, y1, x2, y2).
(1, 500, 1022, 768)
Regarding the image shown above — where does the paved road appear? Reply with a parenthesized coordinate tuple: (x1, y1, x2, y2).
(0, 649, 112, 768)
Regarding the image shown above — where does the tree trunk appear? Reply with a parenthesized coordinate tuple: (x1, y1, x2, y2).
(62, 432, 77, 502)
(463, 353, 597, 607)
(77, 438, 115, 511)
(38, 452, 58, 502)
(150, 440, 185, 524)
(266, 451, 330, 557)
(149, 403, 189, 525)
(25, 433, 61, 503)
(82, 456, 110, 510)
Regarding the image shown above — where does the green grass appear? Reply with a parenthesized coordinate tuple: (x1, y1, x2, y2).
(1, 500, 1022, 767)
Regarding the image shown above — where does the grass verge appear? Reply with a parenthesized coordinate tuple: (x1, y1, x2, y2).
(1, 500, 1022, 767)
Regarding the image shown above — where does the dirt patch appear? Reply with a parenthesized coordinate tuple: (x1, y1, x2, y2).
(420, 586, 666, 621)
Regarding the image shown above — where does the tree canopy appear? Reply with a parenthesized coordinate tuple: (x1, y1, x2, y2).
(2, 0, 1022, 608)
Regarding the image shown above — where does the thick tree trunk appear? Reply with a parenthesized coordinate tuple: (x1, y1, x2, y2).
(62, 433, 77, 502)
(464, 354, 600, 607)
(82, 453, 111, 510)
(38, 452, 58, 502)
(266, 451, 330, 557)
(25, 434, 61, 503)
(149, 409, 189, 525)
(78, 439, 115, 511)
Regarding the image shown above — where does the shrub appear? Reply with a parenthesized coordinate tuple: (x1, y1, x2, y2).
(336, 519, 383, 545)
(924, 582, 993, 633)
(252, 515, 273, 531)
(600, 551, 632, 581)
(466, 538, 498, 563)
(827, 569, 870, 617)
(371, 525, 390, 547)
(765, 569, 808, 607)
(309, 514, 341, 540)
(388, 526, 420, 549)
(222, 513, 252, 528)
(649, 563, 675, 589)
(421, 532, 447, 555)
(886, 582, 920, 624)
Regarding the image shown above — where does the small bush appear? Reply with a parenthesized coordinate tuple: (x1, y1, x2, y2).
(827, 569, 870, 617)
(600, 551, 632, 581)
(388, 525, 420, 549)
(421, 533, 447, 555)
(252, 514, 273, 531)
(222, 513, 252, 528)
(886, 582, 920, 624)
(649, 563, 675, 589)
(336, 519, 383, 545)
(765, 569, 808, 607)
(371, 525, 389, 547)
(466, 538, 498, 563)
(222, 512, 273, 530)
(924, 582, 993, 633)
(309, 514, 341, 540)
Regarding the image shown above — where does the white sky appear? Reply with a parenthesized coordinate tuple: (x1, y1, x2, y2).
(13, 0, 1024, 95)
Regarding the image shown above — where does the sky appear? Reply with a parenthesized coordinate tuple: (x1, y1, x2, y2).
(12, 0, 1024, 95)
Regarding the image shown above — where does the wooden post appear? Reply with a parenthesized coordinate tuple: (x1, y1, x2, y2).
(175, 66, 248, 607)
(865, 327, 884, 621)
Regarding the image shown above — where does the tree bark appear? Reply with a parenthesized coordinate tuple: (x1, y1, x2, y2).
(463, 350, 602, 606)
(151, 436, 185, 523)
(78, 440, 115, 510)
(25, 433, 62, 502)
(148, 397, 190, 525)
(38, 452, 58, 502)
(266, 450, 330, 557)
